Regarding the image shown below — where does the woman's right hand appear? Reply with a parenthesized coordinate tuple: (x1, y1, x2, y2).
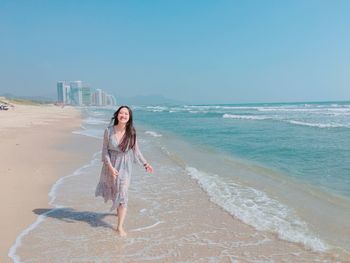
(109, 167, 118, 179)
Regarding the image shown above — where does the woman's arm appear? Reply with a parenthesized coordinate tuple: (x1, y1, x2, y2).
(134, 138, 153, 173)
(102, 128, 112, 168)
(102, 127, 118, 177)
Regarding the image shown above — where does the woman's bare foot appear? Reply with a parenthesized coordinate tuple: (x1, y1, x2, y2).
(117, 228, 127, 237)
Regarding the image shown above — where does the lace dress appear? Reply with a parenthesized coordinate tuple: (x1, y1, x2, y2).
(95, 126, 147, 210)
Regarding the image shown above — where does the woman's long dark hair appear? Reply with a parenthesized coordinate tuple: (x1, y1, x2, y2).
(111, 106, 136, 152)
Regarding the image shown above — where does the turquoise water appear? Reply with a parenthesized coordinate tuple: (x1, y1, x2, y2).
(132, 101, 350, 199)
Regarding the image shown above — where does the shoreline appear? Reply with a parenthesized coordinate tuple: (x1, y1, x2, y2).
(10, 126, 343, 262)
(137, 125, 350, 260)
(0, 104, 100, 262)
(3, 105, 349, 262)
(138, 123, 350, 255)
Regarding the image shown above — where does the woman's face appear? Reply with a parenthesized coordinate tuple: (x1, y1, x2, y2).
(117, 107, 130, 124)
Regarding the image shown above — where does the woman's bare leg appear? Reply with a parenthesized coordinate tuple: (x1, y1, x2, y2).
(117, 205, 127, 236)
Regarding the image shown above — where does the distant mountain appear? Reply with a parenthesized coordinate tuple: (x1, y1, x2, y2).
(116, 94, 187, 106)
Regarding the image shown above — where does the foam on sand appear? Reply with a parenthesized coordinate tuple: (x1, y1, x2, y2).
(186, 166, 328, 252)
(8, 153, 100, 263)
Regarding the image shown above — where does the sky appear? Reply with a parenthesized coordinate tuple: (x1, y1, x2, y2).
(0, 0, 349, 104)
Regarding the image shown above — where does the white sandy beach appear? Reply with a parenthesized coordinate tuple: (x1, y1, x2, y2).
(0, 100, 100, 262)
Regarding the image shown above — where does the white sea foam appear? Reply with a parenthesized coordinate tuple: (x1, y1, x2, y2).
(8, 206, 63, 263)
(221, 112, 349, 129)
(48, 153, 101, 205)
(189, 110, 209, 114)
(258, 107, 322, 112)
(146, 106, 168, 112)
(145, 131, 163, 137)
(139, 103, 350, 116)
(287, 120, 349, 129)
(72, 128, 103, 139)
(89, 111, 106, 117)
(130, 221, 164, 232)
(184, 105, 261, 110)
(222, 114, 270, 120)
(83, 117, 109, 125)
(186, 167, 329, 252)
(8, 153, 101, 263)
(257, 106, 350, 114)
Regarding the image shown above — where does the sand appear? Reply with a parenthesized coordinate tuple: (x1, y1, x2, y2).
(0, 102, 100, 262)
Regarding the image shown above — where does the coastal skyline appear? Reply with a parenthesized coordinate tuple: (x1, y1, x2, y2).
(56, 80, 117, 106)
(1, 1, 350, 104)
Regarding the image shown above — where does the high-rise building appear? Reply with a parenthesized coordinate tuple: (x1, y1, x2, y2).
(111, 95, 117, 105)
(106, 94, 117, 106)
(95, 89, 103, 106)
(57, 80, 116, 106)
(57, 81, 71, 104)
(91, 91, 97, 106)
(101, 90, 107, 106)
(57, 81, 66, 103)
(70, 81, 83, 105)
(64, 84, 71, 104)
(82, 85, 92, 106)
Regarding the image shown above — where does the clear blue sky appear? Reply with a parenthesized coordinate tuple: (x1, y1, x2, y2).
(1, 0, 349, 104)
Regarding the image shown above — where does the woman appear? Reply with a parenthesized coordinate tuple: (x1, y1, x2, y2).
(95, 106, 153, 236)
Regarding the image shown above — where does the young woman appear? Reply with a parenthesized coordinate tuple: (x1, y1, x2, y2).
(95, 106, 153, 236)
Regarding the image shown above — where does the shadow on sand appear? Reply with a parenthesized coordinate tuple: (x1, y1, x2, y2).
(33, 208, 117, 230)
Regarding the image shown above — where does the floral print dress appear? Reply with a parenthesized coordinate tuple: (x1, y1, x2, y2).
(95, 126, 147, 210)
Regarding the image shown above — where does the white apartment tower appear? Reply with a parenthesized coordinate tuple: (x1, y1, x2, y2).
(57, 81, 71, 104)
(106, 94, 117, 106)
(70, 80, 83, 105)
(57, 80, 115, 106)
(95, 89, 103, 106)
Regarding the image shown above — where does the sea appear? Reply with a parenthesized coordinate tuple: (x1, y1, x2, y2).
(9, 101, 350, 262)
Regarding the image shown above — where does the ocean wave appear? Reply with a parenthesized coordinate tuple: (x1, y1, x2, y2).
(258, 107, 350, 114)
(287, 120, 349, 129)
(186, 167, 328, 252)
(222, 114, 270, 120)
(145, 131, 163, 137)
(189, 110, 209, 114)
(184, 105, 261, 110)
(222, 113, 349, 128)
(145, 106, 168, 112)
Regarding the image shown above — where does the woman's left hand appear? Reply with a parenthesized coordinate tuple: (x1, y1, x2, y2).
(144, 163, 154, 173)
